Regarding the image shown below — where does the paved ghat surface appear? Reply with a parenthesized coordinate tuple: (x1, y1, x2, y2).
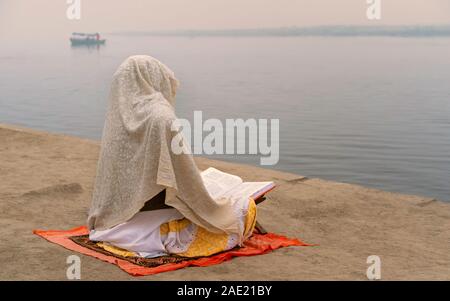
(0, 123, 449, 280)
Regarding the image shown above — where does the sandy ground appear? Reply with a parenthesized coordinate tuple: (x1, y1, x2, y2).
(0, 123, 449, 280)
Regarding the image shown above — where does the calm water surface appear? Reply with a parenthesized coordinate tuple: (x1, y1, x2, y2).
(1, 36, 449, 201)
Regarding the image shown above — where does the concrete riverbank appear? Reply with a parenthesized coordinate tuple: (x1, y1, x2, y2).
(0, 123, 448, 280)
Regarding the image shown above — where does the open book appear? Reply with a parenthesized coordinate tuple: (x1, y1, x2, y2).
(201, 167, 275, 202)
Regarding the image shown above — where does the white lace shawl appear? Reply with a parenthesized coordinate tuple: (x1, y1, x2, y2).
(87, 55, 243, 241)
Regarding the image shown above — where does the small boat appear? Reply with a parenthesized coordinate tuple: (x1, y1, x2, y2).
(70, 32, 106, 46)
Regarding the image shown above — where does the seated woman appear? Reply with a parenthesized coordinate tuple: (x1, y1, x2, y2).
(87, 55, 257, 258)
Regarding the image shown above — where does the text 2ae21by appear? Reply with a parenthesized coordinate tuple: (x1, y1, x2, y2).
(177, 285, 272, 297)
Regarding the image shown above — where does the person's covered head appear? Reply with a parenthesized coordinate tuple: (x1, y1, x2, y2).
(113, 55, 179, 106)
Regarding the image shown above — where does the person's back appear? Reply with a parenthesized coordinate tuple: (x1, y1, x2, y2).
(87, 55, 257, 258)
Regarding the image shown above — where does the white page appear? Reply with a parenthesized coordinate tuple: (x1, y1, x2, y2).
(222, 182, 273, 202)
(201, 167, 243, 199)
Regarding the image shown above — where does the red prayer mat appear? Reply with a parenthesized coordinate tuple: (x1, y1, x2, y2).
(33, 226, 309, 276)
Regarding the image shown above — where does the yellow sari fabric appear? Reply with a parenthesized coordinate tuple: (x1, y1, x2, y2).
(172, 198, 257, 258)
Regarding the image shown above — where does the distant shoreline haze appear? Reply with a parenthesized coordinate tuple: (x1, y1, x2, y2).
(109, 25, 450, 38)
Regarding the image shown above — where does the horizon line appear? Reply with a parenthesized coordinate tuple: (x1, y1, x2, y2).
(108, 24, 450, 38)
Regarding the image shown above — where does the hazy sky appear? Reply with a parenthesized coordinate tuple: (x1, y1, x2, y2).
(1, 0, 450, 38)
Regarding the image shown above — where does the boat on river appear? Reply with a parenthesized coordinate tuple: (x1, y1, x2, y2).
(70, 32, 106, 46)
